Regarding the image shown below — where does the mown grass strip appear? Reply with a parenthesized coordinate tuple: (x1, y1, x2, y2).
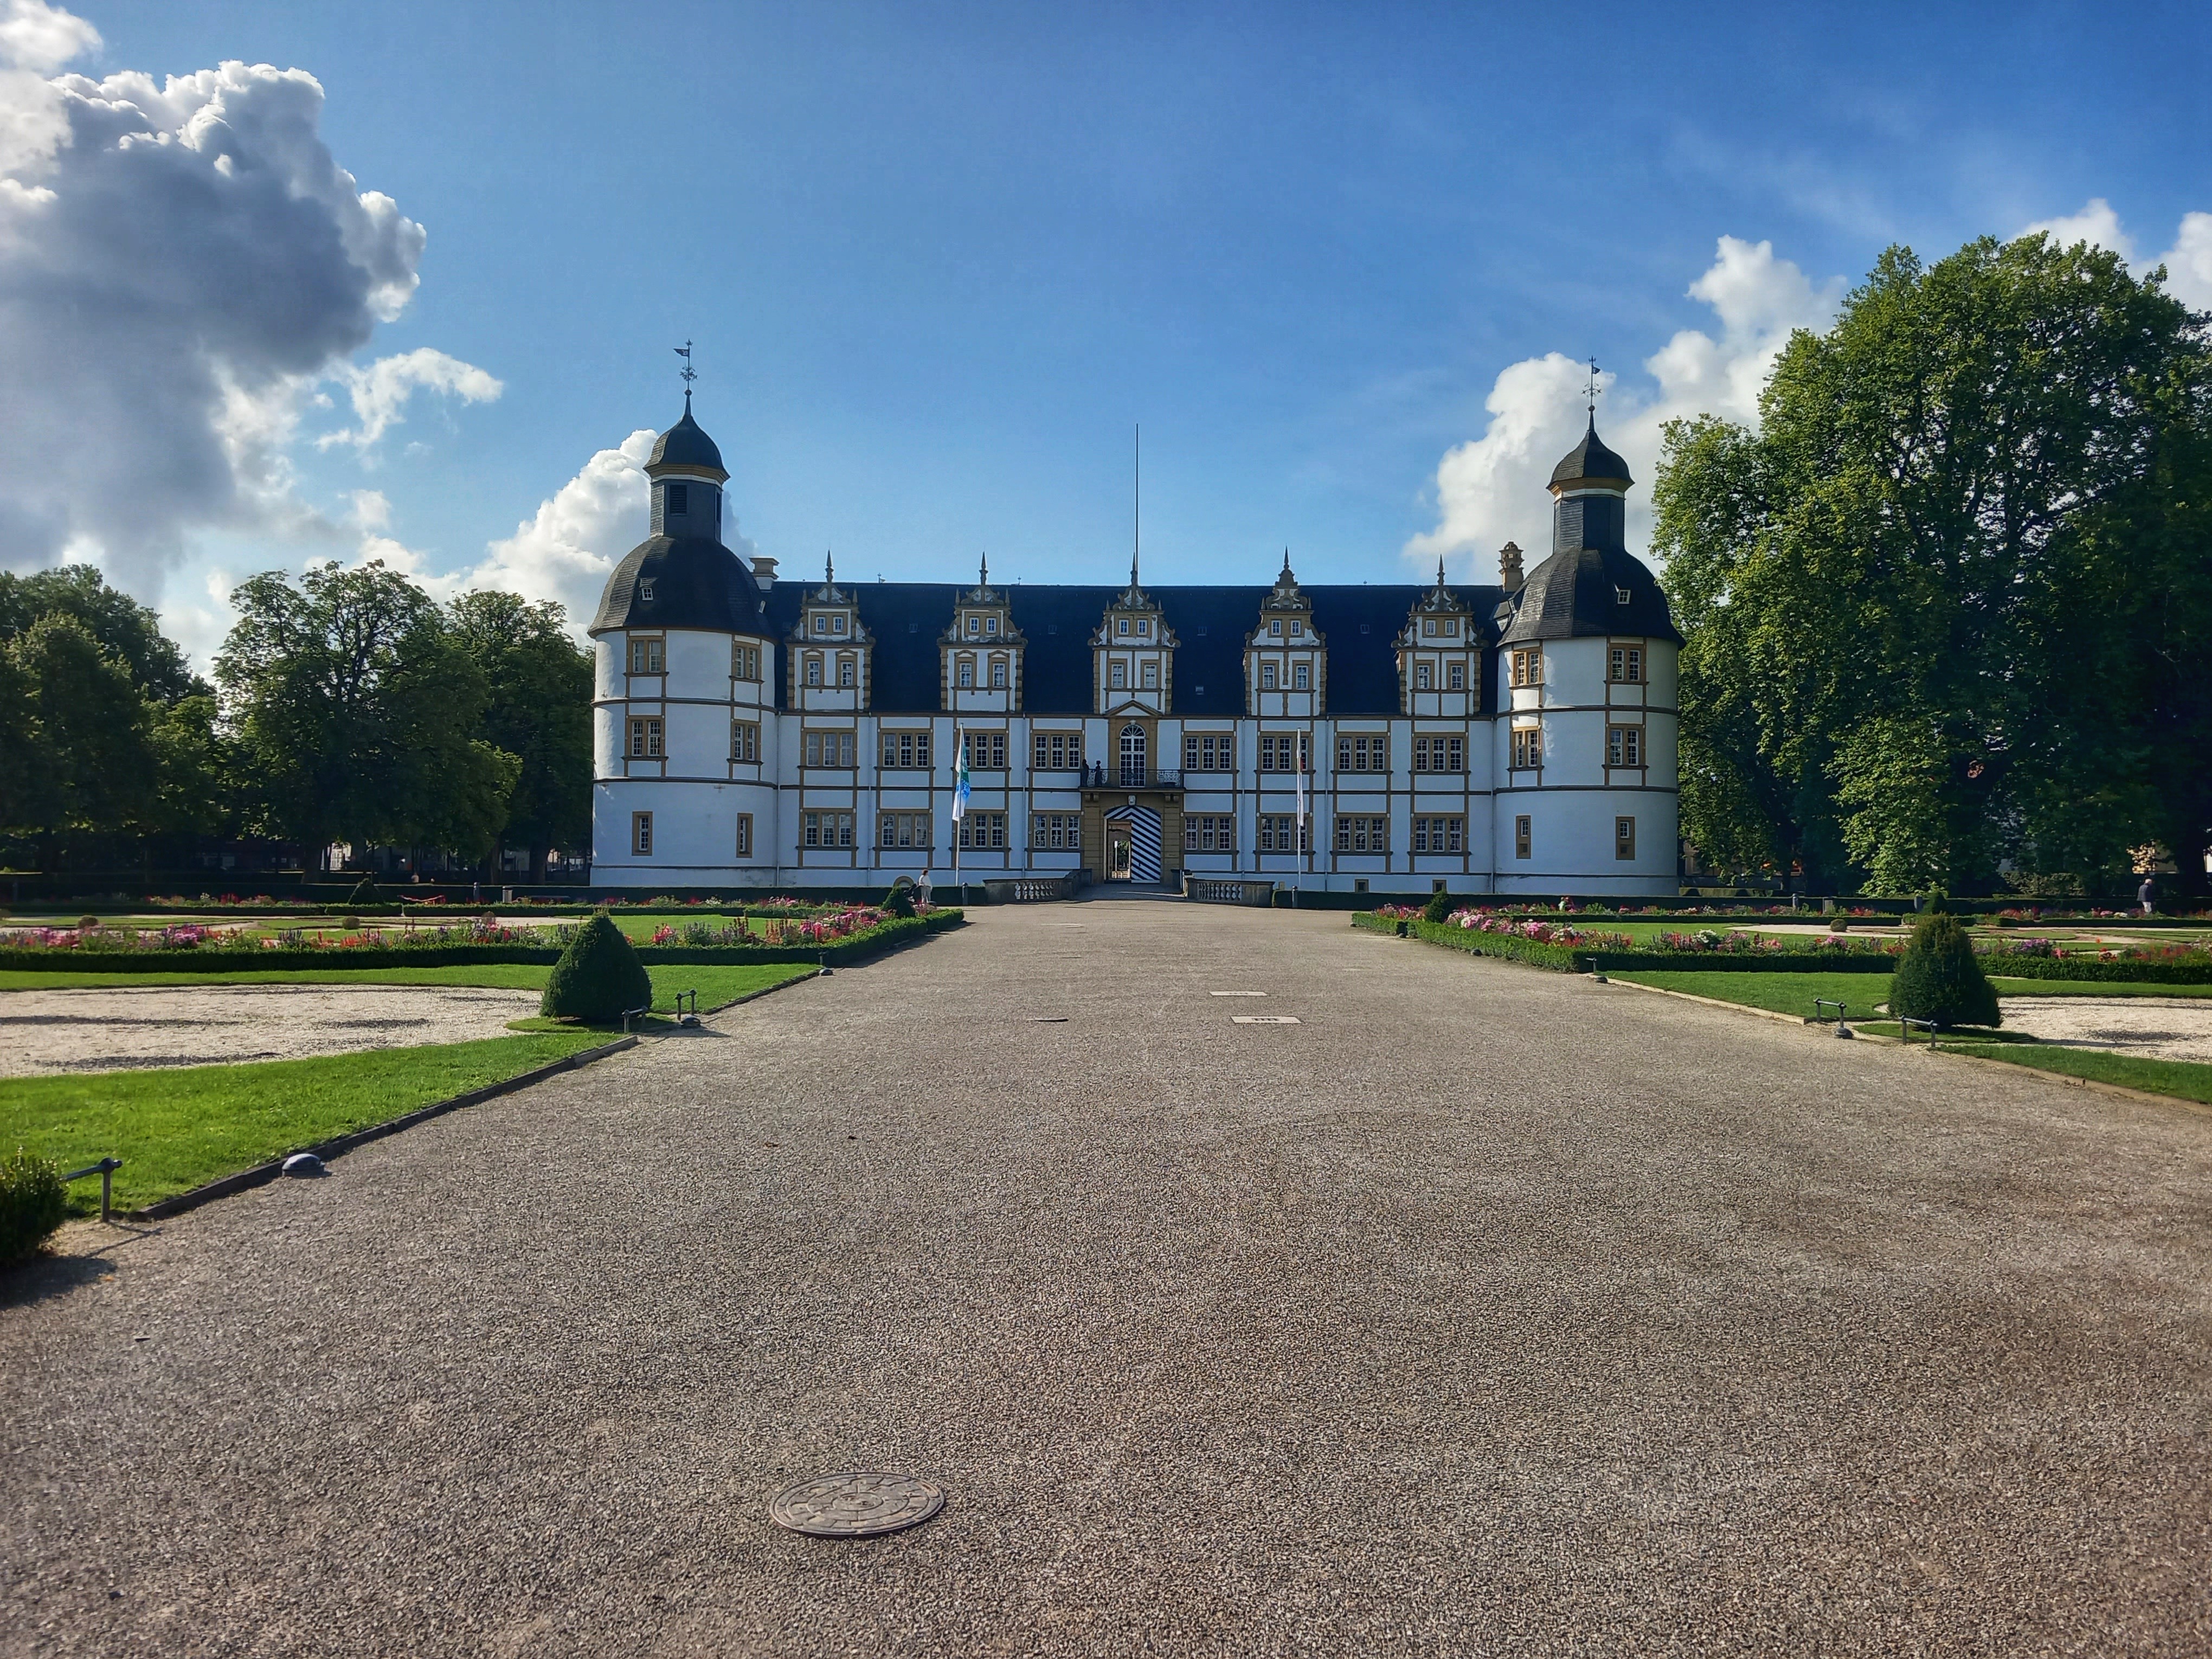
(1610, 969, 2212, 1019)
(1938, 1043, 2212, 1108)
(2, 1034, 608, 1212)
(0, 962, 813, 1008)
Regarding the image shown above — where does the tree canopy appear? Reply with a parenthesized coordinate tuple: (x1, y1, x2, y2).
(1656, 232, 2212, 896)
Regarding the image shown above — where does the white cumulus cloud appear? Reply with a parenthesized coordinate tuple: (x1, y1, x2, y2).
(1406, 236, 1843, 578)
(318, 348, 504, 453)
(0, 8, 493, 608)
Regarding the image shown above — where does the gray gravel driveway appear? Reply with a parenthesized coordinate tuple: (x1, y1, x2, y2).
(4, 901, 2208, 1656)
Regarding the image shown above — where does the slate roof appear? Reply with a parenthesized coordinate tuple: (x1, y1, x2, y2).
(589, 536, 764, 635)
(1549, 418, 1633, 487)
(757, 581, 1508, 716)
(647, 398, 728, 479)
(1496, 545, 1682, 646)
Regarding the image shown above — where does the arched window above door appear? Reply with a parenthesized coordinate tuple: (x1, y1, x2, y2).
(1118, 722, 1146, 786)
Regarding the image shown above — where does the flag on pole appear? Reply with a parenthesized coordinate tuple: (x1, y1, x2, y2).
(1295, 733, 1307, 850)
(951, 728, 971, 821)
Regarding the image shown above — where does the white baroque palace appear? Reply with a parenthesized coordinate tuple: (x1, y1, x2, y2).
(589, 400, 1680, 896)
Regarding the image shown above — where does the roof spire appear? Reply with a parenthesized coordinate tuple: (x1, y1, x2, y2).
(1586, 356, 1599, 420)
(1436, 555, 1446, 587)
(676, 339, 696, 404)
(825, 549, 834, 587)
(980, 551, 989, 589)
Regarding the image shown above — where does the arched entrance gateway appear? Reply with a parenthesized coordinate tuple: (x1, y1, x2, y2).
(1103, 803, 1163, 883)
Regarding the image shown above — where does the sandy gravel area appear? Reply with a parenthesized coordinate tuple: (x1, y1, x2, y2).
(0, 983, 543, 1076)
(2001, 994, 2212, 1063)
(4, 903, 2208, 1656)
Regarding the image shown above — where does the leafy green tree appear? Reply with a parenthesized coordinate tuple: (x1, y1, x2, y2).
(217, 561, 518, 866)
(447, 590, 593, 882)
(0, 614, 157, 858)
(1657, 233, 2209, 895)
(0, 564, 203, 704)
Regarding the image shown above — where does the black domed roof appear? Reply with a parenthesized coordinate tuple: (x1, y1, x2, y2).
(1550, 419, 1632, 488)
(1496, 542, 1680, 646)
(647, 397, 728, 479)
(589, 535, 764, 635)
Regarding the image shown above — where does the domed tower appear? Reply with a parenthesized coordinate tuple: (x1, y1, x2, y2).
(589, 397, 779, 885)
(1491, 418, 1682, 896)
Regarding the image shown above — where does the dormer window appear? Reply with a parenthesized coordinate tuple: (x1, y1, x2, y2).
(968, 616, 980, 635)
(813, 615, 828, 635)
(832, 614, 847, 635)
(1442, 620, 1456, 636)
(1270, 620, 1283, 636)
(1118, 619, 1129, 635)
(666, 484, 689, 516)
(1289, 622, 1301, 638)
(1423, 619, 1436, 636)
(1136, 620, 1149, 638)
(638, 578, 655, 603)
(986, 616, 998, 636)
(1615, 587, 1631, 606)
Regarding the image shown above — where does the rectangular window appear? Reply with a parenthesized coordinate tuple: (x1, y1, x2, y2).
(1333, 815, 1388, 854)
(1257, 815, 1311, 854)
(1293, 661, 1310, 690)
(957, 657, 975, 688)
(1411, 815, 1465, 854)
(1335, 734, 1388, 772)
(627, 716, 664, 759)
(1412, 736, 1465, 773)
(1183, 733, 1233, 772)
(957, 811, 1008, 850)
(1109, 661, 1128, 689)
(802, 810, 856, 849)
(878, 811, 933, 850)
(805, 655, 823, 686)
(1182, 814, 1234, 853)
(731, 642, 761, 681)
(1616, 816, 1637, 860)
(627, 637, 665, 675)
(1509, 647, 1542, 689)
(883, 730, 933, 769)
(1606, 724, 1643, 768)
(665, 483, 689, 516)
(631, 811, 653, 856)
(734, 813, 753, 858)
(1033, 731, 1079, 770)
(1515, 814, 1532, 860)
(1141, 661, 1159, 689)
(990, 659, 1008, 689)
(1031, 811, 1081, 850)
(963, 731, 1007, 769)
(837, 657, 856, 689)
(1258, 733, 1308, 772)
(1510, 726, 1542, 770)
(1608, 645, 1644, 684)
(803, 730, 856, 768)
(731, 719, 760, 763)
(1448, 661, 1465, 691)
(1414, 662, 1433, 691)
(1261, 661, 1278, 691)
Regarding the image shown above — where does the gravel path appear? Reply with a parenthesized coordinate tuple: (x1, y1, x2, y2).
(1998, 995, 2212, 1063)
(3, 902, 2208, 1656)
(0, 984, 545, 1077)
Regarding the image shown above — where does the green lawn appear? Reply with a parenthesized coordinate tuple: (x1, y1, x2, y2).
(2, 1033, 607, 1213)
(0, 961, 811, 1010)
(1611, 970, 1894, 1019)
(1940, 1043, 2212, 1107)
(1613, 969, 2212, 1020)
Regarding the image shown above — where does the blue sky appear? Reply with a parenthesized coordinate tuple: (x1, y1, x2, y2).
(3, 0, 2207, 661)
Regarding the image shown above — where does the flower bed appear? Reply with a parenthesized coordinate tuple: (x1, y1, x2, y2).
(0, 909, 963, 974)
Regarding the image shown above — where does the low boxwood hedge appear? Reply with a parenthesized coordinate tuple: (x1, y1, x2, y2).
(1975, 951, 2212, 985)
(0, 909, 963, 975)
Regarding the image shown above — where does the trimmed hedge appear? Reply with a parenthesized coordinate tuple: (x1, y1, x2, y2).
(1977, 952, 2212, 985)
(0, 909, 964, 975)
(2, 1148, 68, 1264)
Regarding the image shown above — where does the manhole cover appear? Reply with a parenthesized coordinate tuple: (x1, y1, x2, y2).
(1233, 1015, 1302, 1024)
(768, 1472, 944, 1538)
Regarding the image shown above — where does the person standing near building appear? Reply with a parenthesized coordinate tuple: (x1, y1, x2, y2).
(2139, 874, 2155, 916)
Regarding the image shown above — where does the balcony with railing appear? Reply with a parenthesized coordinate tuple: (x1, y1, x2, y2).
(1074, 764, 1184, 792)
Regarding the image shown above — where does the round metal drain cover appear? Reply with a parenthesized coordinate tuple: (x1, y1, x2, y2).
(769, 1471, 943, 1538)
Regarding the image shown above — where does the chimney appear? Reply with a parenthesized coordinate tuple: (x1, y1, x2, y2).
(1498, 541, 1524, 593)
(752, 556, 778, 589)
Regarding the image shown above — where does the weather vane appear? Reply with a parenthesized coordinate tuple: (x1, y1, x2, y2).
(675, 339, 696, 394)
(1586, 356, 1600, 418)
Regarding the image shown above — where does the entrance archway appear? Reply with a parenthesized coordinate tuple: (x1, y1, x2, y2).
(1104, 803, 1162, 883)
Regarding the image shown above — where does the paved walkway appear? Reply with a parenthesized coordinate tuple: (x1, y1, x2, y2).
(4, 905, 2208, 1656)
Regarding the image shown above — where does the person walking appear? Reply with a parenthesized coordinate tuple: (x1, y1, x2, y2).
(2139, 874, 2155, 916)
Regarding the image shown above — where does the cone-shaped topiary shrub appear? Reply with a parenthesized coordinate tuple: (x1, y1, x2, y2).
(347, 874, 382, 906)
(882, 882, 916, 918)
(1, 1147, 68, 1265)
(1422, 888, 1454, 924)
(541, 909, 653, 1023)
(1889, 912, 2000, 1030)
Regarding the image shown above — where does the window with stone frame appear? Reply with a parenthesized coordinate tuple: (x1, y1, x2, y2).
(1032, 731, 1080, 770)
(1411, 815, 1464, 854)
(1608, 644, 1644, 684)
(803, 730, 857, 768)
(731, 642, 761, 681)
(1335, 733, 1388, 771)
(1258, 733, 1308, 771)
(1183, 732, 1234, 771)
(1509, 647, 1542, 689)
(1258, 815, 1310, 853)
(878, 811, 932, 850)
(883, 730, 933, 769)
(802, 809, 856, 848)
(627, 636, 665, 674)
(957, 811, 1008, 850)
(963, 730, 1008, 769)
(631, 811, 653, 856)
(734, 813, 753, 858)
(1413, 735, 1464, 773)
(1606, 724, 1643, 768)
(731, 719, 760, 763)
(1182, 814, 1234, 853)
(1333, 815, 1388, 854)
(1509, 725, 1542, 770)
(1616, 816, 1637, 860)
(1515, 814, 1532, 859)
(627, 716, 664, 758)
(1031, 811, 1081, 850)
